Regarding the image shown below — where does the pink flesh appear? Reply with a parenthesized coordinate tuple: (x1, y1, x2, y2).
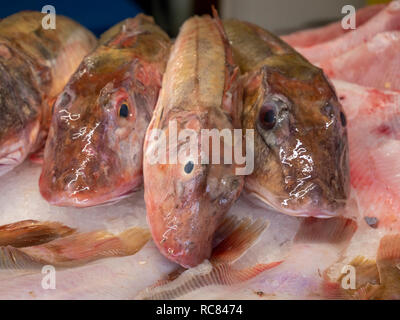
(281, 4, 385, 48)
(334, 79, 400, 231)
(291, 1, 400, 63)
(319, 31, 400, 91)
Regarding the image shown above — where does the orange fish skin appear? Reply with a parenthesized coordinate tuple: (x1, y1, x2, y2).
(39, 15, 171, 207)
(143, 14, 244, 268)
(0, 11, 97, 176)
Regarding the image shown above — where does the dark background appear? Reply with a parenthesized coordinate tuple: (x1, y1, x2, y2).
(0, 0, 219, 37)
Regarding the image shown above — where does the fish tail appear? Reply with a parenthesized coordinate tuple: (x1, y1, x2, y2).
(211, 216, 269, 264)
(294, 217, 357, 244)
(0, 220, 76, 248)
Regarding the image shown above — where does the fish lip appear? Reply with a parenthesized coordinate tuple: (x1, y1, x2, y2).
(245, 189, 342, 218)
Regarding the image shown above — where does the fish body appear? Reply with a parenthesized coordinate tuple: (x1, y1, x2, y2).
(39, 14, 171, 207)
(0, 11, 97, 176)
(223, 19, 349, 217)
(143, 14, 244, 268)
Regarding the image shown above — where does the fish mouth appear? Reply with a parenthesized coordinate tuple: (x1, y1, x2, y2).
(245, 188, 344, 218)
(39, 174, 143, 208)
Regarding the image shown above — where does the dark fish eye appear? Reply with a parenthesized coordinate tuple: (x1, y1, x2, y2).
(184, 161, 194, 174)
(259, 103, 276, 130)
(119, 103, 129, 118)
(340, 111, 346, 127)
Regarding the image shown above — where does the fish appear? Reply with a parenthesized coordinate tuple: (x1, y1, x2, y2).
(39, 14, 171, 207)
(281, 4, 385, 48)
(223, 19, 349, 217)
(291, 1, 400, 64)
(332, 80, 400, 231)
(0, 11, 97, 176)
(143, 11, 244, 268)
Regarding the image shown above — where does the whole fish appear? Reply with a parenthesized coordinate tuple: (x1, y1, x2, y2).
(39, 14, 171, 207)
(143, 13, 244, 268)
(223, 19, 349, 217)
(0, 11, 96, 176)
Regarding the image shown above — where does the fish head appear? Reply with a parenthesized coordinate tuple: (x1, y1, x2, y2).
(144, 110, 244, 267)
(39, 52, 160, 207)
(0, 44, 41, 176)
(243, 61, 349, 217)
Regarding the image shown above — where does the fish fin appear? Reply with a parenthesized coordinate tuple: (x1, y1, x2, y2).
(294, 217, 357, 244)
(211, 217, 269, 264)
(372, 234, 400, 299)
(347, 256, 380, 286)
(323, 256, 377, 300)
(0, 246, 43, 270)
(377, 234, 400, 263)
(19, 227, 151, 267)
(213, 215, 240, 245)
(137, 259, 281, 300)
(0, 220, 75, 248)
(211, 6, 243, 127)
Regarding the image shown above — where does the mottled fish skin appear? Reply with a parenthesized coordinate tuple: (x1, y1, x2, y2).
(0, 11, 97, 176)
(39, 14, 171, 207)
(143, 14, 244, 268)
(224, 19, 349, 217)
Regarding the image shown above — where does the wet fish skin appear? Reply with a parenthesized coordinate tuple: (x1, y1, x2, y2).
(0, 11, 97, 176)
(143, 14, 244, 268)
(224, 19, 349, 217)
(39, 14, 171, 207)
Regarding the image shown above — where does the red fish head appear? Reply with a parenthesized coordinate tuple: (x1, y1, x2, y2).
(39, 52, 160, 207)
(243, 63, 349, 217)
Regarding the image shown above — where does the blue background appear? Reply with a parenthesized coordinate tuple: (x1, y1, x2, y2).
(0, 0, 143, 36)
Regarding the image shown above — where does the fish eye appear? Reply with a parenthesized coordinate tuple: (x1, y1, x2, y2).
(119, 103, 129, 118)
(259, 103, 276, 130)
(340, 111, 346, 127)
(184, 161, 194, 174)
